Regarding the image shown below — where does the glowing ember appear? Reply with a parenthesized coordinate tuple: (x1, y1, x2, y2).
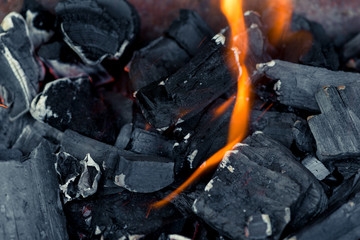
(0, 97, 8, 109)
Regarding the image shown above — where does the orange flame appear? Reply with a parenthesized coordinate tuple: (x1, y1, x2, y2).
(0, 97, 7, 109)
(151, 0, 294, 209)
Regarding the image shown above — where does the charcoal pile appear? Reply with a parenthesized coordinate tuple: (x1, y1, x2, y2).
(2, 0, 360, 240)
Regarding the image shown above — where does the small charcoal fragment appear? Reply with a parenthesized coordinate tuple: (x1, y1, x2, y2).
(30, 76, 117, 143)
(302, 155, 330, 181)
(292, 119, 316, 153)
(291, 193, 360, 240)
(256, 60, 360, 111)
(0, 141, 68, 239)
(55, 0, 140, 65)
(0, 12, 43, 120)
(114, 154, 174, 193)
(307, 84, 360, 160)
(136, 33, 237, 128)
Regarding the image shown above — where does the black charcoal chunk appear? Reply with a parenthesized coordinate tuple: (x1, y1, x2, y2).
(256, 60, 360, 111)
(0, 141, 68, 240)
(115, 123, 133, 149)
(114, 154, 174, 193)
(334, 159, 360, 180)
(307, 85, 360, 160)
(292, 193, 360, 240)
(136, 33, 237, 128)
(129, 37, 190, 90)
(55, 0, 140, 65)
(250, 110, 297, 148)
(128, 128, 175, 158)
(302, 155, 330, 181)
(38, 41, 113, 86)
(30, 76, 117, 143)
(0, 12, 43, 120)
(292, 120, 316, 153)
(193, 132, 327, 240)
(290, 14, 339, 70)
(166, 9, 214, 56)
(55, 152, 101, 203)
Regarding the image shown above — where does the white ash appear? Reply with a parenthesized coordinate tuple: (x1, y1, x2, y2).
(30, 94, 58, 122)
(78, 154, 101, 198)
(256, 60, 276, 70)
(175, 118, 184, 125)
(168, 234, 191, 240)
(184, 133, 191, 140)
(302, 156, 330, 181)
(212, 33, 226, 45)
(156, 126, 169, 132)
(95, 226, 102, 235)
(114, 40, 129, 59)
(158, 81, 165, 86)
(284, 207, 291, 224)
(192, 199, 199, 214)
(274, 80, 282, 94)
(173, 142, 179, 148)
(262, 214, 273, 236)
(205, 179, 215, 192)
(25, 10, 54, 48)
(187, 149, 198, 169)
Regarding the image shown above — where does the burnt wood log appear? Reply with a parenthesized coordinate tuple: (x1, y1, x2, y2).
(0, 141, 68, 239)
(136, 33, 237, 129)
(307, 85, 360, 160)
(193, 132, 327, 240)
(256, 60, 360, 112)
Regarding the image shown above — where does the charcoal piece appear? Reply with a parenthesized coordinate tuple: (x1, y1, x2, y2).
(30, 76, 117, 143)
(0, 12, 43, 120)
(292, 119, 315, 153)
(12, 120, 63, 155)
(256, 60, 360, 111)
(38, 41, 113, 86)
(250, 110, 297, 148)
(246, 214, 272, 239)
(115, 123, 133, 149)
(55, 0, 140, 65)
(288, 14, 339, 70)
(55, 152, 101, 203)
(334, 159, 360, 180)
(244, 11, 263, 29)
(292, 193, 360, 240)
(307, 85, 360, 160)
(0, 141, 68, 239)
(114, 154, 174, 193)
(302, 155, 330, 181)
(193, 132, 327, 239)
(342, 32, 360, 61)
(64, 191, 180, 239)
(136, 33, 237, 129)
(128, 128, 175, 158)
(0, 148, 22, 161)
(165, 9, 214, 56)
(129, 37, 190, 91)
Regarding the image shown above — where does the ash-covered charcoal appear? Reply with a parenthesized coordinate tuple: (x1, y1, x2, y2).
(250, 110, 298, 148)
(38, 41, 114, 86)
(114, 154, 174, 193)
(286, 14, 339, 70)
(291, 193, 360, 240)
(342, 32, 360, 62)
(302, 155, 330, 181)
(193, 132, 327, 239)
(307, 85, 360, 161)
(127, 128, 175, 158)
(0, 12, 44, 120)
(165, 9, 214, 56)
(246, 214, 273, 239)
(292, 119, 316, 153)
(0, 141, 68, 240)
(63, 191, 180, 239)
(55, 0, 140, 65)
(55, 152, 101, 203)
(136, 33, 237, 129)
(30, 76, 117, 143)
(256, 60, 360, 112)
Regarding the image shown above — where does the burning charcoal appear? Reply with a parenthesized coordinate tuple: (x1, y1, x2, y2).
(129, 37, 190, 91)
(165, 9, 214, 56)
(0, 12, 43, 120)
(55, 0, 140, 65)
(288, 14, 339, 70)
(127, 128, 175, 158)
(292, 119, 316, 153)
(342, 32, 360, 61)
(256, 60, 360, 112)
(250, 110, 298, 148)
(307, 85, 360, 160)
(136, 33, 237, 129)
(114, 154, 174, 193)
(115, 123, 133, 149)
(302, 155, 330, 181)
(0, 141, 68, 239)
(38, 41, 114, 86)
(193, 132, 327, 239)
(55, 152, 101, 203)
(30, 76, 117, 143)
(291, 193, 360, 240)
